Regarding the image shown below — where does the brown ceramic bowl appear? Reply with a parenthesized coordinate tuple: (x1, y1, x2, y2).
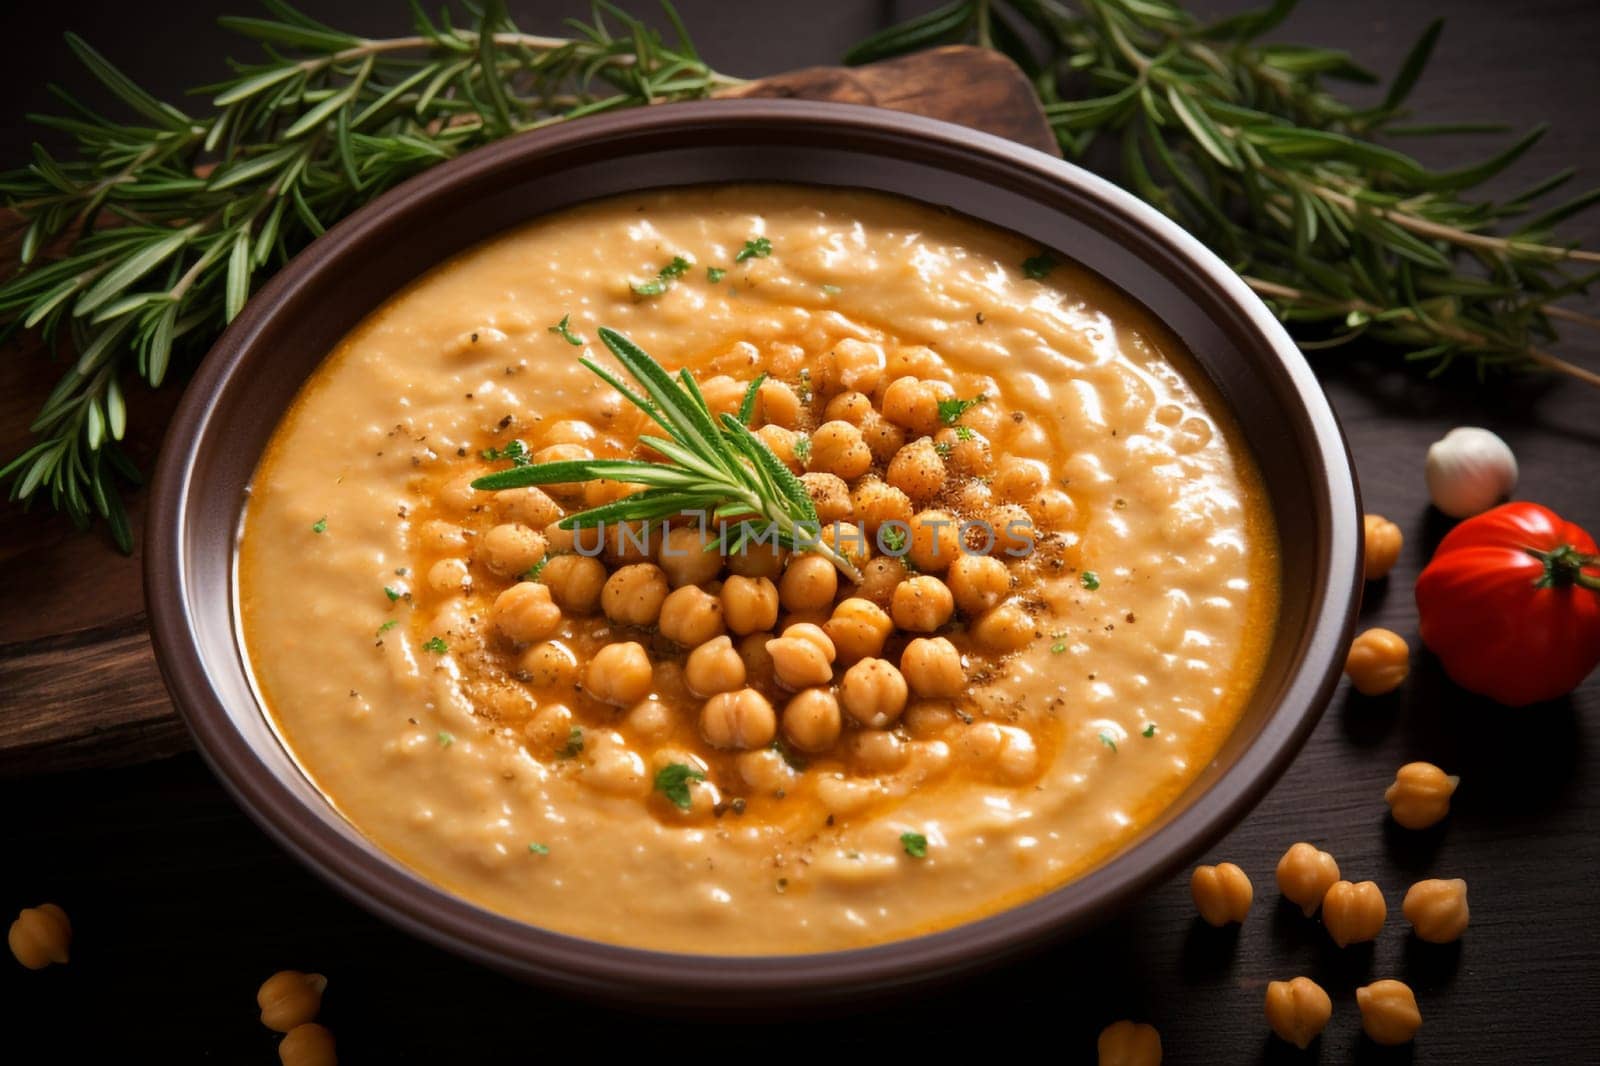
(145, 100, 1361, 1009)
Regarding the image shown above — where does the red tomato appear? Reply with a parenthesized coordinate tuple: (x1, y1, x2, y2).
(1415, 502, 1600, 706)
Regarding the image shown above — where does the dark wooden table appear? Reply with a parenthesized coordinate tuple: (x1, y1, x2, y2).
(3, 2, 1598, 1061)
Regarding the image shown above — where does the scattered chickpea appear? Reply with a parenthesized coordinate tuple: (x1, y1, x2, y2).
(1189, 862, 1252, 927)
(491, 581, 563, 644)
(853, 555, 909, 609)
(755, 424, 804, 474)
(540, 554, 607, 615)
(1362, 513, 1404, 581)
(584, 641, 652, 706)
(1321, 880, 1387, 947)
(530, 443, 592, 497)
(8, 903, 70, 969)
(821, 521, 872, 569)
(800, 472, 853, 525)
(823, 338, 886, 395)
(859, 410, 908, 464)
(1345, 627, 1409, 695)
(700, 687, 778, 750)
(900, 636, 965, 698)
(1276, 842, 1340, 916)
(1356, 979, 1422, 1046)
(476, 522, 546, 577)
(1385, 761, 1459, 829)
(988, 502, 1036, 557)
(887, 438, 947, 502)
(258, 970, 328, 1032)
(969, 600, 1035, 653)
(699, 375, 748, 416)
(738, 630, 778, 688)
(851, 480, 914, 535)
(807, 420, 873, 480)
(947, 554, 1010, 614)
(425, 557, 470, 596)
(1096, 1020, 1162, 1066)
(723, 575, 780, 635)
(1264, 976, 1332, 1050)
(1028, 487, 1077, 527)
(278, 1022, 338, 1066)
(824, 597, 895, 664)
(656, 524, 723, 587)
(756, 378, 802, 428)
(725, 536, 788, 579)
(602, 563, 670, 626)
(1403, 878, 1469, 944)
(907, 509, 962, 572)
(933, 425, 991, 476)
(891, 575, 956, 633)
(838, 657, 909, 729)
(783, 688, 843, 752)
(658, 585, 726, 647)
(778, 553, 838, 612)
(519, 640, 578, 688)
(685, 635, 747, 698)
(823, 389, 873, 425)
(766, 623, 837, 690)
(881, 377, 946, 437)
(992, 457, 1049, 502)
(495, 486, 561, 529)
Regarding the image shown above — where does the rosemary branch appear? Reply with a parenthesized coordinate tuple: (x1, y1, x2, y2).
(472, 327, 863, 582)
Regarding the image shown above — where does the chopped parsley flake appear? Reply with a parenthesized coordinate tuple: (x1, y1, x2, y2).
(1081, 570, 1101, 591)
(933, 439, 954, 460)
(735, 236, 772, 262)
(528, 842, 550, 855)
(384, 585, 401, 602)
(654, 763, 706, 810)
(376, 619, 399, 635)
(481, 439, 530, 465)
(311, 516, 327, 534)
(1022, 251, 1057, 279)
(1099, 732, 1118, 752)
(900, 832, 929, 859)
(422, 636, 448, 654)
(880, 525, 907, 554)
(954, 424, 975, 442)
(632, 255, 693, 297)
(1142, 723, 1157, 738)
(820, 283, 842, 295)
(547, 314, 583, 346)
(557, 727, 584, 759)
(793, 435, 812, 462)
(937, 393, 987, 426)
(707, 266, 726, 283)
(437, 731, 454, 747)
(1050, 641, 1067, 654)
(523, 556, 550, 582)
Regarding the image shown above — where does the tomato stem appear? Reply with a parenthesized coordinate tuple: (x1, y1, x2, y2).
(1528, 544, 1600, 591)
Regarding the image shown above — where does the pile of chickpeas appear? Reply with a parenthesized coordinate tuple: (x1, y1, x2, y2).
(411, 335, 1080, 816)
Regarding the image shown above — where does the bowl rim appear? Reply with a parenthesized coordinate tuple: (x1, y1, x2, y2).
(145, 98, 1361, 1004)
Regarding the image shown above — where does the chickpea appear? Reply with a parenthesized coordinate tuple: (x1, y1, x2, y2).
(601, 563, 670, 627)
(1345, 627, 1409, 695)
(426, 557, 470, 596)
(1322, 880, 1386, 947)
(1190, 862, 1252, 927)
(778, 553, 838, 612)
(540, 418, 597, 447)
(685, 635, 747, 698)
(881, 377, 945, 436)
(530, 443, 591, 497)
(657, 524, 724, 587)
(891, 575, 955, 632)
(540, 553, 607, 615)
(900, 636, 964, 698)
(1385, 761, 1458, 829)
(258, 971, 327, 1032)
(658, 585, 726, 647)
(1028, 487, 1077, 529)
(851, 480, 914, 535)
(907, 509, 961, 572)
(1403, 878, 1469, 943)
(722, 575, 780, 635)
(887, 438, 947, 502)
(584, 641, 653, 705)
(700, 374, 748, 416)
(278, 1023, 337, 1066)
(904, 698, 959, 738)
(1096, 1020, 1162, 1066)
(885, 344, 944, 381)
(476, 522, 546, 577)
(859, 410, 908, 464)
(8, 903, 69, 969)
(838, 657, 909, 729)
(518, 640, 578, 688)
(492, 581, 562, 644)
(544, 519, 577, 554)
(988, 503, 1036, 558)
(848, 729, 907, 773)
(947, 554, 1010, 614)
(755, 424, 804, 474)
(1363, 513, 1404, 581)
(992, 457, 1050, 502)
(756, 379, 802, 428)
(1355, 980, 1422, 1046)
(1276, 842, 1340, 916)
(823, 338, 886, 395)
(933, 425, 992, 477)
(601, 520, 657, 567)
(582, 477, 640, 510)
(766, 623, 837, 690)
(824, 597, 894, 664)
(853, 555, 909, 609)
(738, 631, 778, 688)
(823, 390, 874, 425)
(724, 535, 788, 579)
(970, 600, 1035, 652)
(951, 476, 993, 515)
(700, 687, 777, 750)
(806, 420, 872, 480)
(496, 485, 562, 529)
(1263, 976, 1331, 1050)
(821, 521, 872, 570)
(800, 472, 853, 525)
(783, 688, 842, 752)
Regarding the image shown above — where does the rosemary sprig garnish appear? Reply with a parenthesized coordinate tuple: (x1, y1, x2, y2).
(0, 0, 737, 550)
(849, 0, 1600, 387)
(472, 327, 863, 582)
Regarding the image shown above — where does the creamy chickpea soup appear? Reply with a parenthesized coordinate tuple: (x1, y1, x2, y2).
(239, 184, 1277, 954)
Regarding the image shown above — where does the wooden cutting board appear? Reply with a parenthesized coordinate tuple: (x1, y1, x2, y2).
(0, 45, 1057, 775)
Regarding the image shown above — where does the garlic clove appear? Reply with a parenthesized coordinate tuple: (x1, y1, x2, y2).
(1424, 427, 1518, 519)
